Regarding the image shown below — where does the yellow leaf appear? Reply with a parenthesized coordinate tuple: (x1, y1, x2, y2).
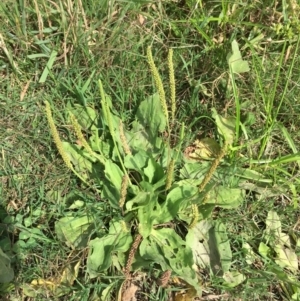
(60, 260, 81, 285)
(31, 278, 57, 289)
(185, 138, 221, 161)
(27, 258, 81, 298)
(172, 277, 199, 301)
(174, 286, 197, 301)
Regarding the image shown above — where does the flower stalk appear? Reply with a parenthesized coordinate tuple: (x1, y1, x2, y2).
(147, 46, 169, 125)
(45, 101, 90, 186)
(168, 48, 176, 124)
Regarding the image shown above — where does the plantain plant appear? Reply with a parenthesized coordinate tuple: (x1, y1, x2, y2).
(45, 44, 269, 298)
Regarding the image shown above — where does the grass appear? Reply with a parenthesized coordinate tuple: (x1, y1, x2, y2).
(1, 0, 300, 300)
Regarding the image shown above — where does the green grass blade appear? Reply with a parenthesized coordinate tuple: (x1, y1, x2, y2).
(38, 50, 58, 83)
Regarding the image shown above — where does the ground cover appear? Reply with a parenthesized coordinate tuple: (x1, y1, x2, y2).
(1, 1, 300, 300)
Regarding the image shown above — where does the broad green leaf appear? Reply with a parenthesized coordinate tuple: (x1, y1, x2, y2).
(62, 142, 93, 176)
(187, 221, 232, 275)
(69, 200, 85, 209)
(19, 231, 31, 240)
(212, 109, 235, 145)
(137, 192, 160, 238)
(157, 145, 176, 169)
(13, 240, 27, 259)
(275, 246, 298, 272)
(242, 242, 256, 265)
(178, 197, 214, 224)
(68, 104, 98, 132)
(102, 160, 123, 208)
(24, 217, 32, 228)
(136, 93, 167, 137)
(206, 186, 245, 209)
(111, 253, 124, 271)
(258, 242, 271, 258)
(98, 93, 126, 159)
(99, 90, 118, 125)
(14, 225, 52, 243)
(139, 181, 155, 192)
(102, 182, 121, 209)
(145, 228, 201, 295)
(235, 168, 273, 183)
(124, 151, 149, 173)
(0, 248, 14, 283)
(180, 162, 210, 180)
(55, 215, 95, 249)
(89, 136, 110, 158)
(223, 271, 246, 287)
(110, 115, 128, 159)
(189, 237, 210, 269)
(139, 237, 170, 270)
(198, 203, 215, 220)
(88, 239, 113, 274)
(163, 185, 198, 222)
(129, 121, 157, 151)
(293, 290, 300, 300)
(228, 40, 250, 74)
(265, 211, 281, 245)
(104, 160, 123, 191)
(265, 211, 281, 233)
(143, 157, 164, 184)
(265, 265, 300, 285)
(211, 221, 232, 274)
(127, 183, 140, 197)
(151, 176, 167, 191)
(292, 286, 300, 301)
(126, 191, 151, 211)
(278, 232, 291, 247)
(239, 183, 283, 199)
(0, 238, 11, 254)
(128, 94, 166, 152)
(87, 220, 132, 277)
(176, 178, 202, 188)
(186, 220, 213, 268)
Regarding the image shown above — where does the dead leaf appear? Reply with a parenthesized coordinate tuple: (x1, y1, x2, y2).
(25, 257, 81, 298)
(60, 260, 81, 285)
(121, 281, 139, 301)
(20, 80, 31, 101)
(137, 14, 146, 26)
(174, 287, 197, 301)
(157, 270, 171, 288)
(31, 278, 57, 289)
(173, 278, 199, 301)
(199, 293, 230, 300)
